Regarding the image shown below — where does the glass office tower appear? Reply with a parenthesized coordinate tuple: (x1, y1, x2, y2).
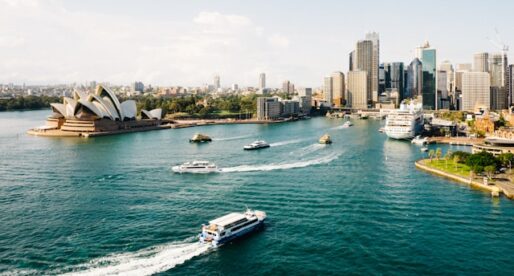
(421, 49, 437, 110)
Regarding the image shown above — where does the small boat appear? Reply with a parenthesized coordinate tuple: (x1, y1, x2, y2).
(378, 127, 385, 133)
(360, 114, 369, 120)
(319, 134, 332, 144)
(199, 209, 267, 248)
(420, 147, 429, 152)
(342, 121, 353, 128)
(411, 135, 428, 145)
(172, 160, 219, 174)
(244, 140, 270, 150)
(190, 133, 212, 143)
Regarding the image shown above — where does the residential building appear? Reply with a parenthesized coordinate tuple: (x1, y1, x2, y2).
(298, 87, 312, 113)
(133, 81, 144, 93)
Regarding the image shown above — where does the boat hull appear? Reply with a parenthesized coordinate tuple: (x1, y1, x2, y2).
(201, 220, 265, 248)
(171, 166, 219, 174)
(243, 145, 270, 150)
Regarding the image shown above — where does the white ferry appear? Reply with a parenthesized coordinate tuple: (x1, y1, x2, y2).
(199, 209, 267, 247)
(172, 161, 219, 174)
(384, 101, 424, 140)
(244, 140, 270, 150)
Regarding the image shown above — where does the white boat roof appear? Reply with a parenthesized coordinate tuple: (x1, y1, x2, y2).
(209, 212, 246, 227)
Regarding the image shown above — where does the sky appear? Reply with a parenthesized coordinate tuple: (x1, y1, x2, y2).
(1, 0, 513, 88)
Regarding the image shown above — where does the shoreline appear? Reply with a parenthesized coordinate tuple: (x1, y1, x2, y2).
(415, 159, 507, 198)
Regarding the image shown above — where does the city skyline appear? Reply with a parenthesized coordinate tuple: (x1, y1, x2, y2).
(0, 0, 513, 87)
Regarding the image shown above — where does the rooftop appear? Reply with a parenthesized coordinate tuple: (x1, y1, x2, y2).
(209, 212, 246, 227)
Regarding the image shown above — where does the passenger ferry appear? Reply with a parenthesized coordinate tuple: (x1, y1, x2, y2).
(384, 101, 424, 140)
(244, 140, 270, 150)
(172, 161, 219, 174)
(199, 209, 267, 247)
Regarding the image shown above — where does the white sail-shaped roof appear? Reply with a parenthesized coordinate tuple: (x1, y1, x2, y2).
(97, 85, 123, 119)
(50, 103, 66, 118)
(120, 100, 137, 120)
(74, 99, 104, 119)
(88, 94, 120, 120)
(149, 108, 162, 120)
(63, 97, 77, 118)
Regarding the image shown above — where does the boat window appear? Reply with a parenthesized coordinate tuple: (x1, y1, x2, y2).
(231, 219, 258, 232)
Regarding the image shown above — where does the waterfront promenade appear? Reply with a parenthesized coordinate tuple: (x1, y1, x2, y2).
(415, 159, 514, 199)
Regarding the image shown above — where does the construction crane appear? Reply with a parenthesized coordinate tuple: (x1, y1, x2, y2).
(487, 28, 509, 87)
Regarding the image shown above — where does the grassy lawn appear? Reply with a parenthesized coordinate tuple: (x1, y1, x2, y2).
(424, 159, 471, 178)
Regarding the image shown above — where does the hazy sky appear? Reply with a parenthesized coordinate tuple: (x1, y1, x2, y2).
(1, 0, 513, 87)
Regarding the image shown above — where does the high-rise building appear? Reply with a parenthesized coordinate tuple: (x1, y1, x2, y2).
(474, 52, 489, 72)
(378, 63, 386, 94)
(259, 73, 266, 90)
(462, 72, 490, 111)
(331, 71, 345, 107)
(406, 58, 422, 99)
(298, 87, 312, 113)
(257, 97, 281, 120)
(349, 51, 356, 71)
(491, 86, 507, 110)
(324, 76, 333, 105)
(133, 81, 144, 93)
(213, 75, 221, 90)
(365, 32, 380, 103)
(289, 83, 295, 94)
(355, 40, 373, 105)
(383, 62, 405, 100)
(232, 84, 239, 91)
(437, 70, 449, 109)
(416, 41, 437, 110)
(347, 71, 368, 109)
(438, 61, 454, 93)
(508, 65, 514, 105)
(456, 63, 472, 72)
(490, 53, 505, 87)
(282, 80, 291, 94)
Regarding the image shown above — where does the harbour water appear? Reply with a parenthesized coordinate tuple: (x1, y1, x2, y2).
(1, 110, 514, 275)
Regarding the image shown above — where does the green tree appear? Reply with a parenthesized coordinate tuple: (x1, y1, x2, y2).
(435, 148, 442, 161)
(484, 165, 496, 180)
(428, 150, 435, 163)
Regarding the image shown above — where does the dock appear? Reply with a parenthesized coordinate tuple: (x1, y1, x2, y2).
(427, 137, 484, 146)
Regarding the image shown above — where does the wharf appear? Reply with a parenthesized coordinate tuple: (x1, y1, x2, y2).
(415, 159, 509, 198)
(427, 137, 484, 146)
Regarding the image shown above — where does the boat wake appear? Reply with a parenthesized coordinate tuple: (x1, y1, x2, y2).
(58, 238, 209, 276)
(292, 143, 325, 156)
(269, 138, 305, 147)
(213, 134, 252, 141)
(221, 152, 341, 173)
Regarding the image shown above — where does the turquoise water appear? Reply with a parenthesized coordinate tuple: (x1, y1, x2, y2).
(1, 110, 514, 275)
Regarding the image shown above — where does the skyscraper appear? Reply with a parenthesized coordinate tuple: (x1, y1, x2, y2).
(383, 62, 405, 100)
(490, 53, 505, 87)
(347, 71, 368, 109)
(349, 51, 355, 71)
(298, 87, 312, 113)
(213, 75, 220, 90)
(259, 73, 266, 90)
(508, 64, 513, 105)
(355, 40, 373, 106)
(416, 41, 437, 110)
(406, 58, 422, 99)
(282, 80, 291, 94)
(437, 70, 449, 109)
(324, 76, 333, 105)
(365, 32, 380, 103)
(438, 60, 454, 94)
(462, 72, 490, 111)
(331, 71, 345, 107)
(473, 52, 489, 72)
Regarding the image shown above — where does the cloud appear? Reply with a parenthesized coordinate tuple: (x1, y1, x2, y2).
(267, 34, 290, 48)
(0, 2, 307, 87)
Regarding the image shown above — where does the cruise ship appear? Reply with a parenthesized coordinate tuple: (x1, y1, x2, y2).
(384, 101, 424, 140)
(199, 209, 267, 248)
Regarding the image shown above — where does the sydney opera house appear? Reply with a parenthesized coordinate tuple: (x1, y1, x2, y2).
(28, 85, 164, 137)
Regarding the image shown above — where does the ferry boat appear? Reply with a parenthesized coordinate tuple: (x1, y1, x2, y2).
(411, 135, 429, 145)
(244, 140, 270, 150)
(172, 161, 219, 174)
(189, 133, 212, 143)
(384, 101, 424, 140)
(199, 209, 267, 248)
(319, 134, 332, 144)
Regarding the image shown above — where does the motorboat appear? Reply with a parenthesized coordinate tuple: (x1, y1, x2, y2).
(342, 121, 353, 128)
(244, 140, 270, 150)
(319, 134, 332, 144)
(199, 209, 267, 248)
(411, 135, 429, 145)
(421, 147, 429, 152)
(172, 161, 219, 174)
(190, 133, 212, 143)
